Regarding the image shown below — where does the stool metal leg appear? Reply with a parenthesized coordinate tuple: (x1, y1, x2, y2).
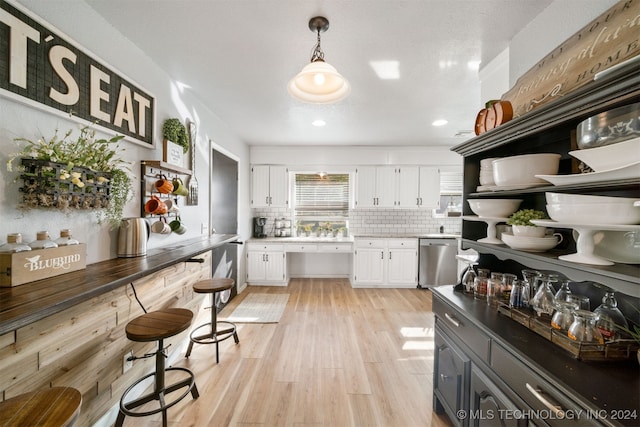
(186, 292, 239, 362)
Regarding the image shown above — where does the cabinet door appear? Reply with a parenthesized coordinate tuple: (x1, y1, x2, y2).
(246, 251, 266, 281)
(251, 165, 271, 208)
(469, 365, 524, 427)
(376, 166, 396, 207)
(396, 166, 420, 208)
(434, 326, 469, 427)
(387, 248, 417, 284)
(264, 251, 285, 281)
(355, 167, 377, 208)
(268, 166, 289, 207)
(354, 248, 385, 284)
(419, 167, 440, 209)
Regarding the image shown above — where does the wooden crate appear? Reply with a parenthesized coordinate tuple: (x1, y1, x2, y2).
(0, 244, 87, 287)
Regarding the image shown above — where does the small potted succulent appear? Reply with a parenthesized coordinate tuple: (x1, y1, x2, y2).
(507, 209, 548, 237)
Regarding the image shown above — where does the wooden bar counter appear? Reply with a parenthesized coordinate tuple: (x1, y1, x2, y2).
(0, 234, 239, 426)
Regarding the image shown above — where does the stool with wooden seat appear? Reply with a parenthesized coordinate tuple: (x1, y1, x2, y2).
(115, 308, 199, 427)
(0, 386, 82, 427)
(185, 278, 239, 363)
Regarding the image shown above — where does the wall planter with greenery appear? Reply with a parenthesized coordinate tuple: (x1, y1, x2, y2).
(7, 125, 133, 228)
(162, 118, 189, 153)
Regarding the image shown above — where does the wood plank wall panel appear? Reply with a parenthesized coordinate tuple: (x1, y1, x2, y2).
(0, 251, 211, 426)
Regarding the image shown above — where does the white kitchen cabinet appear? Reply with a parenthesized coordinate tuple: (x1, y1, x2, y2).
(355, 166, 395, 208)
(356, 166, 439, 209)
(251, 165, 289, 208)
(246, 243, 287, 285)
(353, 238, 417, 287)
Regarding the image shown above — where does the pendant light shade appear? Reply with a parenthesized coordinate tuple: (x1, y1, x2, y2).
(288, 16, 350, 104)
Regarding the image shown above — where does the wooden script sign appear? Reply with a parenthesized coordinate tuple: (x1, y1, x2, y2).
(503, 0, 640, 118)
(0, 0, 154, 146)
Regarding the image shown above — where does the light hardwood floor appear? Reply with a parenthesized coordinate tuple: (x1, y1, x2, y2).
(122, 278, 454, 427)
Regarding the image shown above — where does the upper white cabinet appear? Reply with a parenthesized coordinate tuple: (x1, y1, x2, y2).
(355, 166, 440, 209)
(251, 165, 289, 208)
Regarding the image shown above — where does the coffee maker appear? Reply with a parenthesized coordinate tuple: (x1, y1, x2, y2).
(253, 217, 267, 238)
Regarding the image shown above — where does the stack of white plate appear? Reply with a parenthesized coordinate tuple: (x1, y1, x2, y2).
(477, 157, 499, 191)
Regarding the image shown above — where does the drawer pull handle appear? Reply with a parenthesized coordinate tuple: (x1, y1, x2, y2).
(444, 313, 460, 327)
(526, 383, 565, 418)
(440, 374, 450, 382)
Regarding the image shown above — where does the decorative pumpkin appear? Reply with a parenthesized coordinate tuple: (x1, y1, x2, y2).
(474, 100, 513, 135)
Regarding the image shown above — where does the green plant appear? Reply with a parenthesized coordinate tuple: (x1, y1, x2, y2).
(162, 118, 189, 153)
(507, 209, 547, 226)
(7, 125, 133, 229)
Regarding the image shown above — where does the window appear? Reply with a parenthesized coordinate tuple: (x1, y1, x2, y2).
(294, 173, 349, 234)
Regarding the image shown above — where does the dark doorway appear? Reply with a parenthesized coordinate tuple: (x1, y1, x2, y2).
(211, 147, 239, 311)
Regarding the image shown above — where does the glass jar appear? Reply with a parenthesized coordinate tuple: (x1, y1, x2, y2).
(487, 272, 503, 307)
(594, 291, 629, 341)
(531, 274, 558, 317)
(28, 231, 58, 249)
(460, 261, 477, 294)
(568, 310, 604, 344)
(551, 301, 578, 330)
(501, 273, 517, 301)
(473, 268, 490, 300)
(54, 229, 79, 246)
(521, 269, 540, 304)
(554, 280, 572, 303)
(0, 233, 32, 253)
(509, 279, 528, 308)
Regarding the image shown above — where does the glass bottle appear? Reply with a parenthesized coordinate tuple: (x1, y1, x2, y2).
(487, 272, 502, 307)
(55, 229, 79, 246)
(554, 280, 572, 303)
(531, 273, 558, 317)
(473, 268, 490, 300)
(0, 233, 32, 253)
(28, 231, 58, 249)
(568, 310, 604, 344)
(594, 291, 629, 341)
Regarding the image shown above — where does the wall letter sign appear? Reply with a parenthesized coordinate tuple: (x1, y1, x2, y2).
(0, 0, 155, 146)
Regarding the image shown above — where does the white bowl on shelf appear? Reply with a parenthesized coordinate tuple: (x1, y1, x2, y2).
(501, 233, 562, 252)
(468, 199, 522, 218)
(492, 153, 561, 186)
(569, 137, 640, 172)
(545, 192, 639, 205)
(546, 202, 640, 225)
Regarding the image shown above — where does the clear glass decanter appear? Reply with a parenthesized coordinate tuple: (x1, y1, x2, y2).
(554, 279, 572, 303)
(594, 291, 629, 341)
(531, 273, 558, 317)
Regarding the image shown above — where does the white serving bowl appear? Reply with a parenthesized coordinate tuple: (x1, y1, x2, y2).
(512, 225, 547, 237)
(468, 199, 522, 218)
(569, 137, 640, 172)
(546, 202, 640, 225)
(546, 192, 639, 205)
(492, 153, 561, 186)
(592, 230, 640, 264)
(501, 233, 562, 252)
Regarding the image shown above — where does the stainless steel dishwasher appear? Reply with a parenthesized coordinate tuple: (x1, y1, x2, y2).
(418, 238, 458, 288)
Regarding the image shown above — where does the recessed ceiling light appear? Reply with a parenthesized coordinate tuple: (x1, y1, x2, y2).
(312, 119, 326, 127)
(432, 119, 448, 127)
(467, 61, 481, 71)
(369, 60, 400, 80)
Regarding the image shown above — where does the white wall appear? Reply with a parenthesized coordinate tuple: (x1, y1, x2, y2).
(0, 1, 251, 266)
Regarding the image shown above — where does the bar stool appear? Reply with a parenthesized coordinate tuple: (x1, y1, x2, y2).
(0, 386, 82, 427)
(185, 278, 239, 363)
(115, 308, 199, 427)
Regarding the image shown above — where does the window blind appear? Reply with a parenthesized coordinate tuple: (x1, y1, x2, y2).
(294, 174, 349, 218)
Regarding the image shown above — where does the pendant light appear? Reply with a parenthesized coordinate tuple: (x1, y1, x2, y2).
(288, 16, 350, 104)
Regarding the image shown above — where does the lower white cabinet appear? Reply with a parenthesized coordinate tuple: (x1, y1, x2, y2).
(246, 243, 287, 285)
(352, 238, 418, 287)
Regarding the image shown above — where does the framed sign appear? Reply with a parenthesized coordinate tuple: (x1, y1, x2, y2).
(0, 0, 155, 147)
(163, 139, 184, 167)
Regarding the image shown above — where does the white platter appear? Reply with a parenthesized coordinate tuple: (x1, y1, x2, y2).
(535, 162, 640, 186)
(501, 233, 561, 252)
(486, 182, 548, 191)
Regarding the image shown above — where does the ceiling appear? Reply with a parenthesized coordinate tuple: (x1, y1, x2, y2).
(86, 0, 553, 147)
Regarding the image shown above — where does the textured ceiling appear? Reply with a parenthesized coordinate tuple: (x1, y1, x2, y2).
(86, 0, 554, 147)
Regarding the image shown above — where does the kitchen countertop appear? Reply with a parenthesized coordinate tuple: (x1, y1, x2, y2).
(0, 234, 239, 335)
(249, 234, 460, 242)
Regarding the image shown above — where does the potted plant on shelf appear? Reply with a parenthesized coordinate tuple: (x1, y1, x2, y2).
(7, 124, 133, 229)
(162, 118, 189, 153)
(506, 209, 548, 237)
